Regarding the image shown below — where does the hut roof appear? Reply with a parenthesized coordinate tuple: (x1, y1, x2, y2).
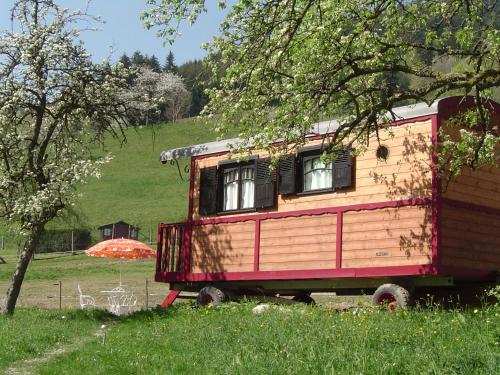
(98, 221, 137, 229)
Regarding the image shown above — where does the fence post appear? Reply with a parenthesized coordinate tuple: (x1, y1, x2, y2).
(149, 226, 152, 244)
(59, 280, 62, 310)
(1, 235, 4, 251)
(145, 279, 149, 309)
(71, 231, 74, 255)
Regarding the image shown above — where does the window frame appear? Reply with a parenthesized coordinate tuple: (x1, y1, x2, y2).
(297, 148, 335, 195)
(302, 154, 334, 193)
(219, 161, 257, 213)
(294, 146, 353, 196)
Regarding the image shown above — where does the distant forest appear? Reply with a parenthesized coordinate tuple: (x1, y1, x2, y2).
(119, 51, 213, 119)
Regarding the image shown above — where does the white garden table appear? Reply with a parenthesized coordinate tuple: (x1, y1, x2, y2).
(101, 286, 137, 315)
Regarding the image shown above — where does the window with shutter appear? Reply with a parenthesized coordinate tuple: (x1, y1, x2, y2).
(278, 156, 296, 194)
(296, 147, 353, 194)
(199, 166, 218, 215)
(333, 149, 353, 189)
(255, 158, 275, 208)
(203, 158, 271, 213)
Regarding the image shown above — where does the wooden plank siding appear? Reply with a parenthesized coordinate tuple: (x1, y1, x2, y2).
(439, 125, 500, 273)
(440, 203, 500, 271)
(442, 166, 500, 210)
(190, 222, 255, 273)
(259, 214, 337, 271)
(342, 206, 432, 268)
(192, 120, 433, 220)
(441, 126, 500, 210)
(185, 120, 433, 275)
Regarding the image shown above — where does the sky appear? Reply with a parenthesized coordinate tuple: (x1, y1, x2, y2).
(0, 0, 231, 65)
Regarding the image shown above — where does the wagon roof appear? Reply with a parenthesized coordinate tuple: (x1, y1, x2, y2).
(160, 99, 441, 162)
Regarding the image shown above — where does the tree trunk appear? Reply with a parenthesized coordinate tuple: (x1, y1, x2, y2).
(2, 224, 45, 315)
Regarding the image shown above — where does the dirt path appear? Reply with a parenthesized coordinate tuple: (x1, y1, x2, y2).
(4, 323, 115, 375)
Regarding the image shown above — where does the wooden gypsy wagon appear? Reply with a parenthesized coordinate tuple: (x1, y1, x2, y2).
(156, 96, 500, 308)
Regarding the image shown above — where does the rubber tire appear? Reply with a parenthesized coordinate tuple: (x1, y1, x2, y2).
(372, 284, 410, 310)
(196, 286, 226, 307)
(292, 293, 316, 305)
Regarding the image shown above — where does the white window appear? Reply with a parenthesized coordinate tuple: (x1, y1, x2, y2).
(223, 168, 239, 211)
(103, 228, 112, 236)
(240, 166, 255, 209)
(223, 165, 255, 211)
(303, 156, 332, 191)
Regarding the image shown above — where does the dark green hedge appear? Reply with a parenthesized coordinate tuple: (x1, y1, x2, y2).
(36, 229, 91, 253)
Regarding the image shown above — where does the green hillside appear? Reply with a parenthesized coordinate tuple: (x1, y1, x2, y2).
(58, 117, 218, 241)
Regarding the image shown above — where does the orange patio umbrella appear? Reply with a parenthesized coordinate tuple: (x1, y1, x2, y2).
(86, 238, 156, 286)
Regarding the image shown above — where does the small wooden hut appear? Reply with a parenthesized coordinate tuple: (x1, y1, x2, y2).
(98, 221, 139, 241)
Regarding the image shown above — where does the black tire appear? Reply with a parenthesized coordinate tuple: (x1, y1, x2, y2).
(292, 293, 315, 305)
(196, 286, 226, 306)
(372, 284, 410, 310)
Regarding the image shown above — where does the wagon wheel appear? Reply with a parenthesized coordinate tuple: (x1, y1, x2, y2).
(292, 293, 315, 305)
(372, 284, 410, 310)
(196, 286, 226, 307)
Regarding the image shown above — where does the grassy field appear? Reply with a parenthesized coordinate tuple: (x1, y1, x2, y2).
(71, 117, 219, 236)
(0, 303, 498, 374)
(0, 246, 168, 310)
(0, 116, 498, 374)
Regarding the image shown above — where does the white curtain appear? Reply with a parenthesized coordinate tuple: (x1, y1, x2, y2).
(223, 169, 239, 210)
(304, 157, 332, 191)
(240, 167, 255, 209)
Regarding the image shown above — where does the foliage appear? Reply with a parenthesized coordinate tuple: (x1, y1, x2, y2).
(439, 104, 499, 181)
(164, 50, 178, 73)
(1, 303, 492, 374)
(177, 58, 213, 116)
(487, 285, 500, 308)
(123, 66, 191, 124)
(0, 0, 130, 314)
(36, 229, 91, 254)
(143, 0, 499, 169)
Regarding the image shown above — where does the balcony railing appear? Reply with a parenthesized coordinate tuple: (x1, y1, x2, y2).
(157, 222, 187, 274)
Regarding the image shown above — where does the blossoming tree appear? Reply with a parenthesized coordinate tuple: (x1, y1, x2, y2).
(0, 0, 129, 314)
(125, 66, 190, 124)
(143, 0, 499, 172)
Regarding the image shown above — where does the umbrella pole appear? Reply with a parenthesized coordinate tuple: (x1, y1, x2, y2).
(119, 259, 123, 286)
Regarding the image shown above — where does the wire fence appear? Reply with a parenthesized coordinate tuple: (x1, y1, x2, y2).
(0, 223, 160, 257)
(4, 278, 170, 311)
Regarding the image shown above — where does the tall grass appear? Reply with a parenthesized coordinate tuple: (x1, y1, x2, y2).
(0, 309, 113, 371)
(34, 302, 499, 375)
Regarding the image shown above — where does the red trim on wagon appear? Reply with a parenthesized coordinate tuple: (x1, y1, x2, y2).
(431, 114, 441, 274)
(441, 197, 500, 217)
(160, 290, 181, 308)
(193, 197, 432, 226)
(157, 264, 437, 283)
(335, 211, 343, 269)
(182, 157, 196, 274)
(438, 266, 497, 281)
(253, 219, 261, 272)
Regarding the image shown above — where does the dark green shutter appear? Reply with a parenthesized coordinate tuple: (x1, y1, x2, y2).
(199, 166, 218, 215)
(255, 158, 275, 208)
(333, 149, 353, 189)
(278, 155, 296, 194)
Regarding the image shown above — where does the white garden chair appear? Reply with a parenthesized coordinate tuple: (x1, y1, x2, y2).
(77, 283, 96, 309)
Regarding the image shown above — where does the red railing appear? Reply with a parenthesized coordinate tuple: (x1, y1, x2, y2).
(157, 222, 187, 274)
